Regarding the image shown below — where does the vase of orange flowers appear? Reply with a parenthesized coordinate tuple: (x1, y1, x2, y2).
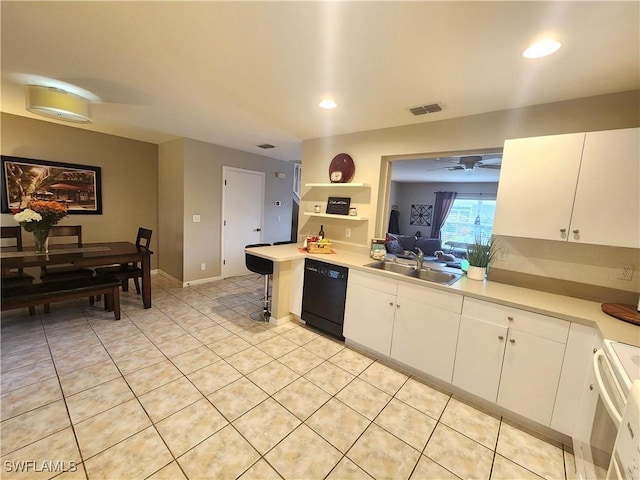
(13, 200, 68, 254)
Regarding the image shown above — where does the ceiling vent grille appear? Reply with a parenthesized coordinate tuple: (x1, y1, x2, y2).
(257, 144, 275, 149)
(409, 103, 442, 116)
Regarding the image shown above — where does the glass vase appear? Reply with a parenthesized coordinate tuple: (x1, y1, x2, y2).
(33, 227, 50, 254)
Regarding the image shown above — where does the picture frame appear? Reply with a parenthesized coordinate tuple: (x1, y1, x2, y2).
(410, 204, 433, 226)
(326, 196, 351, 215)
(1, 156, 102, 214)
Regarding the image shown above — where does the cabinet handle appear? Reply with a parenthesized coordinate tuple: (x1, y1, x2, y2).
(510, 339, 516, 344)
(507, 316, 514, 322)
(589, 384, 594, 391)
(560, 228, 567, 233)
(389, 302, 394, 306)
(593, 348, 598, 354)
(498, 335, 504, 341)
(396, 304, 400, 309)
(573, 229, 580, 234)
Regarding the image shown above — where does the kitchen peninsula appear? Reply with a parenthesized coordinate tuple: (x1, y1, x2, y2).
(245, 243, 640, 347)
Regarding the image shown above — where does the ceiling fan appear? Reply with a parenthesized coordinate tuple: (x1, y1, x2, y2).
(447, 155, 501, 172)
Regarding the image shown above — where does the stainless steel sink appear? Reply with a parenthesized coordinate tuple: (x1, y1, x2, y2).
(365, 261, 416, 275)
(407, 268, 460, 285)
(364, 261, 461, 286)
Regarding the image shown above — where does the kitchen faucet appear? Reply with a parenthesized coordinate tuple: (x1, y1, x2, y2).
(406, 248, 424, 270)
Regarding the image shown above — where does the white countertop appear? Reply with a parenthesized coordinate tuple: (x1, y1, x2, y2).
(246, 244, 640, 347)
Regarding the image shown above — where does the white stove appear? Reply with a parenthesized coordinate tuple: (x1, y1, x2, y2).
(604, 340, 640, 395)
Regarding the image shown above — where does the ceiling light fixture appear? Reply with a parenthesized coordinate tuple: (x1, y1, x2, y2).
(522, 39, 561, 59)
(319, 99, 337, 109)
(25, 85, 92, 123)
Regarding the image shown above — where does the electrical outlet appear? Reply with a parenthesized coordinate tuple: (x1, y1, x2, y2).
(345, 228, 351, 238)
(200, 263, 206, 271)
(619, 264, 634, 281)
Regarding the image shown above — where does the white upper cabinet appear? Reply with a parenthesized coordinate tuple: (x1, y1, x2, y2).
(569, 128, 639, 248)
(493, 132, 585, 241)
(493, 128, 639, 248)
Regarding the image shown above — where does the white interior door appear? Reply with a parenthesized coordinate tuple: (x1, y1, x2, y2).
(222, 167, 265, 278)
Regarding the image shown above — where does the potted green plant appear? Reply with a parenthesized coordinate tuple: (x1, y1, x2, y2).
(466, 236, 498, 280)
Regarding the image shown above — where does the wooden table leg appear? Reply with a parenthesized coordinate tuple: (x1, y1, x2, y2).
(142, 254, 151, 308)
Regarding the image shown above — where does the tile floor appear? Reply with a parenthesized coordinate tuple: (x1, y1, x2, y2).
(1, 274, 578, 480)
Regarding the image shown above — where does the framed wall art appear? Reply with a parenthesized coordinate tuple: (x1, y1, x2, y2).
(1, 156, 102, 214)
(410, 204, 433, 226)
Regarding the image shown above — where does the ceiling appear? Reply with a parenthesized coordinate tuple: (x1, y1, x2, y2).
(391, 153, 503, 183)
(1, 2, 638, 164)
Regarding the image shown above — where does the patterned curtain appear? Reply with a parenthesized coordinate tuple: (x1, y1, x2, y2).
(430, 191, 457, 239)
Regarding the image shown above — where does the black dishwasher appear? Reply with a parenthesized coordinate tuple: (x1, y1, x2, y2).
(301, 259, 349, 340)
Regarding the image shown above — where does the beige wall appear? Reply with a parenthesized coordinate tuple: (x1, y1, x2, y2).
(301, 90, 640, 293)
(159, 138, 295, 283)
(158, 138, 184, 280)
(1, 113, 159, 268)
(302, 90, 640, 247)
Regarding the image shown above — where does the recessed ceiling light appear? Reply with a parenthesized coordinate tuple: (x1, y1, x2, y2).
(319, 99, 337, 109)
(523, 39, 561, 59)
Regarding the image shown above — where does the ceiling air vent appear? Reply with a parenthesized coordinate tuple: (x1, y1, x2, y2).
(409, 103, 442, 116)
(257, 144, 275, 149)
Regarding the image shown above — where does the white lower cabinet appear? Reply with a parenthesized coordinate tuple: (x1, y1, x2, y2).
(497, 328, 567, 426)
(550, 323, 598, 436)
(452, 297, 569, 427)
(343, 271, 462, 383)
(344, 271, 594, 433)
(343, 270, 397, 355)
(452, 315, 508, 402)
(391, 283, 463, 383)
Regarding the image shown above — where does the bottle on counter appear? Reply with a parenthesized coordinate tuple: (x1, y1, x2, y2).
(318, 225, 325, 241)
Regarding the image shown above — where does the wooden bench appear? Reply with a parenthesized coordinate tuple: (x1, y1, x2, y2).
(1, 276, 121, 320)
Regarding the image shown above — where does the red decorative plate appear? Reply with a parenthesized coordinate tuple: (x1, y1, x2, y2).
(329, 153, 355, 183)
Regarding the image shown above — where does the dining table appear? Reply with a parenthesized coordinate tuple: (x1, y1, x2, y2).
(0, 241, 153, 308)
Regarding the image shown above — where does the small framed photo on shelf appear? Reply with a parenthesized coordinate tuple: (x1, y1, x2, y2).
(326, 197, 351, 215)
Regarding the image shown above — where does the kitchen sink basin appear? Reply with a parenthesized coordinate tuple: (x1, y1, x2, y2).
(407, 268, 460, 285)
(364, 261, 461, 286)
(365, 261, 416, 275)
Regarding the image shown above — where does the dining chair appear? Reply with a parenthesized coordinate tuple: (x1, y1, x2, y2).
(245, 243, 273, 321)
(39, 225, 95, 283)
(1, 226, 36, 315)
(95, 227, 152, 294)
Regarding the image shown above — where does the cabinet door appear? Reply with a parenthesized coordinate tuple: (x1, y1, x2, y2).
(343, 282, 396, 355)
(452, 316, 508, 403)
(391, 296, 461, 383)
(493, 133, 585, 240)
(551, 323, 597, 436)
(497, 329, 566, 426)
(569, 128, 640, 248)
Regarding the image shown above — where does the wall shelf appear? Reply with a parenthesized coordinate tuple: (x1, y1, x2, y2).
(305, 182, 370, 188)
(303, 212, 368, 221)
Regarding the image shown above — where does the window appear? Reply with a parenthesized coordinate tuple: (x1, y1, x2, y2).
(441, 197, 496, 245)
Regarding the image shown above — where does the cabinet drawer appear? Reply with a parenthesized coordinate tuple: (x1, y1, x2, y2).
(349, 270, 397, 295)
(462, 298, 569, 343)
(397, 282, 462, 314)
